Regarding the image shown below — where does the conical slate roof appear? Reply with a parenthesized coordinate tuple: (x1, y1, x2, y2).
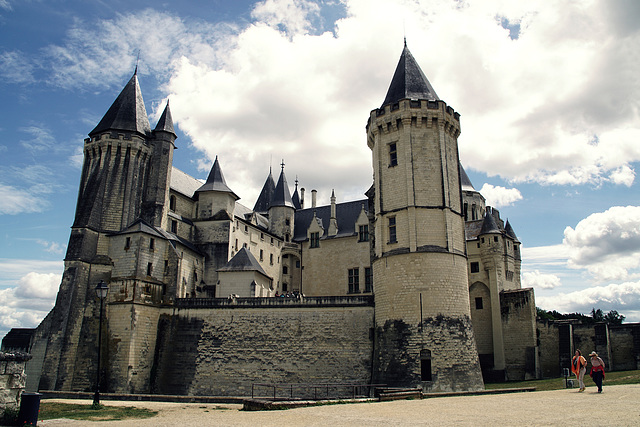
(90, 71, 151, 137)
(195, 156, 239, 199)
(291, 178, 302, 210)
(218, 247, 269, 277)
(154, 100, 176, 137)
(459, 163, 476, 192)
(505, 220, 519, 242)
(480, 209, 501, 235)
(381, 41, 439, 107)
(253, 169, 276, 213)
(270, 166, 294, 208)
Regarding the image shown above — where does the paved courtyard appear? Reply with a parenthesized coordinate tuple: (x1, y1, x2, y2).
(38, 384, 640, 426)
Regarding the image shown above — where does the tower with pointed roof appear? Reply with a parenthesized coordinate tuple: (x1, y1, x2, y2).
(268, 162, 295, 242)
(366, 42, 483, 391)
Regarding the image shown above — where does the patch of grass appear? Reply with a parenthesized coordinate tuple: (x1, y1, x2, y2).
(485, 369, 640, 392)
(39, 402, 158, 421)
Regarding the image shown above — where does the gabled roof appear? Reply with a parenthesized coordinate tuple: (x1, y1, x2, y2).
(381, 41, 439, 107)
(460, 163, 476, 192)
(195, 157, 239, 199)
(218, 247, 269, 278)
(154, 100, 176, 137)
(253, 169, 276, 213)
(90, 71, 151, 137)
(270, 167, 294, 208)
(170, 167, 203, 198)
(293, 199, 368, 241)
(113, 218, 202, 254)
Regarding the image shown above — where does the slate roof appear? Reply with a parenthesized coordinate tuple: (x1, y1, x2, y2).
(292, 182, 302, 210)
(479, 209, 502, 235)
(271, 168, 294, 208)
(460, 163, 476, 192)
(293, 199, 368, 241)
(195, 157, 239, 199)
(505, 220, 520, 242)
(381, 42, 439, 107)
(218, 247, 270, 278)
(253, 169, 276, 213)
(113, 218, 202, 255)
(170, 167, 203, 198)
(154, 101, 176, 137)
(90, 71, 151, 137)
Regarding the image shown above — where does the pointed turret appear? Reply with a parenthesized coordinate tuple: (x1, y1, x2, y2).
(271, 163, 294, 208)
(196, 156, 239, 199)
(480, 208, 501, 235)
(195, 157, 238, 219)
(381, 41, 439, 107)
(254, 168, 276, 214)
(291, 177, 302, 210)
(505, 220, 519, 242)
(90, 72, 151, 137)
(154, 100, 176, 138)
(459, 163, 475, 192)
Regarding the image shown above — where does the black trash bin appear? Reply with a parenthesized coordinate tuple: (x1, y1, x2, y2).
(17, 392, 42, 426)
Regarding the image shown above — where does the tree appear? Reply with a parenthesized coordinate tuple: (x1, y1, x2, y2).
(603, 310, 625, 325)
(591, 308, 604, 322)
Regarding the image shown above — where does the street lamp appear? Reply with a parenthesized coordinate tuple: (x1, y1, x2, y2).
(93, 280, 109, 407)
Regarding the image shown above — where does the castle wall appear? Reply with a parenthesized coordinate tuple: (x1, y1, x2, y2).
(610, 324, 640, 370)
(500, 289, 537, 380)
(107, 303, 162, 394)
(469, 282, 493, 355)
(536, 320, 561, 378)
(151, 297, 374, 396)
(301, 235, 370, 296)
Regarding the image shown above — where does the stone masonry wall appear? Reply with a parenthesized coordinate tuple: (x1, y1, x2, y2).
(0, 352, 31, 411)
(151, 299, 374, 396)
(500, 288, 537, 380)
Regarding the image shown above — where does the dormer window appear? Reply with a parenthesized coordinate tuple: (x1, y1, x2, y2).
(310, 232, 320, 248)
(358, 225, 369, 242)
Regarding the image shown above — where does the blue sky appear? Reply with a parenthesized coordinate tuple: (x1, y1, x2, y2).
(1, 0, 640, 339)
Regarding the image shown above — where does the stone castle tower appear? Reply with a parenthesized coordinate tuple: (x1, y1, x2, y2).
(36, 70, 176, 391)
(367, 42, 484, 391)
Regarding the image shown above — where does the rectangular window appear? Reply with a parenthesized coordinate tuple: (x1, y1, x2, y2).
(125, 237, 131, 250)
(358, 225, 369, 242)
(388, 216, 397, 243)
(149, 238, 155, 250)
(389, 142, 398, 167)
(348, 268, 360, 294)
(171, 220, 178, 234)
(270, 254, 274, 265)
(310, 232, 320, 248)
(283, 266, 288, 275)
(475, 297, 483, 310)
(260, 249, 264, 261)
(470, 262, 480, 273)
(365, 267, 373, 293)
(147, 262, 153, 276)
(494, 236, 499, 242)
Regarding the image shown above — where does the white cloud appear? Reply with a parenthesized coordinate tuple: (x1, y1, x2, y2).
(479, 183, 522, 208)
(0, 50, 34, 84)
(0, 183, 50, 215)
(36, 240, 66, 255)
(563, 206, 640, 282)
(19, 125, 56, 152)
(609, 164, 635, 186)
(536, 281, 640, 322)
(523, 270, 561, 290)
(251, 0, 321, 36)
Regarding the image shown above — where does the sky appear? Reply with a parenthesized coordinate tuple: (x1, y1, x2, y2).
(1, 0, 639, 340)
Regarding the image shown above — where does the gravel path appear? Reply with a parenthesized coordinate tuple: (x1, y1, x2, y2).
(38, 384, 640, 426)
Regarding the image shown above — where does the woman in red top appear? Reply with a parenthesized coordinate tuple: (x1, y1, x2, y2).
(589, 351, 606, 393)
(571, 349, 587, 391)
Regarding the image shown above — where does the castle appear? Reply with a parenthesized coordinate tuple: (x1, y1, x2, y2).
(21, 44, 543, 395)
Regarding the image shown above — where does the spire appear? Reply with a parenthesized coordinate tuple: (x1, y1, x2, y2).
(154, 100, 176, 137)
(381, 42, 439, 107)
(480, 208, 501, 235)
(195, 156, 239, 199)
(291, 176, 302, 210)
(505, 220, 520, 242)
(254, 168, 277, 213)
(459, 163, 476, 192)
(270, 162, 294, 208)
(89, 72, 151, 137)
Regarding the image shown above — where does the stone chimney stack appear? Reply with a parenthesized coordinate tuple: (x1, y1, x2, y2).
(311, 189, 317, 208)
(300, 188, 305, 209)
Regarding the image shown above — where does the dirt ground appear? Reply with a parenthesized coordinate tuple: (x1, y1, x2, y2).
(38, 384, 640, 426)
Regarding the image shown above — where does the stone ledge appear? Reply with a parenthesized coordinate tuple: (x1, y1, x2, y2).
(39, 391, 243, 404)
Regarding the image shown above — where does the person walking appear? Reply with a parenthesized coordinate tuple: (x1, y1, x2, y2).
(571, 349, 587, 392)
(589, 351, 605, 393)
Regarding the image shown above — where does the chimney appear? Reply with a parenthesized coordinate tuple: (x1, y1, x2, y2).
(311, 189, 317, 208)
(300, 188, 305, 209)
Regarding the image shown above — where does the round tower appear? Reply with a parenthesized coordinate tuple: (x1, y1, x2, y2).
(268, 163, 295, 242)
(368, 43, 483, 392)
